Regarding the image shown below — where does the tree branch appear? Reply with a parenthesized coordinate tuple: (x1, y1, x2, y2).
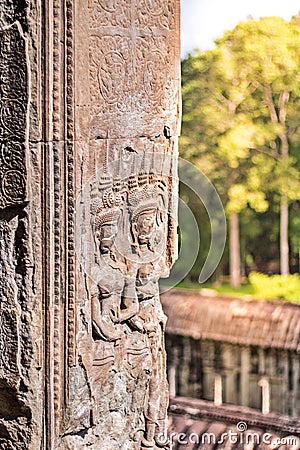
(279, 90, 290, 125)
(249, 144, 280, 160)
(263, 84, 278, 123)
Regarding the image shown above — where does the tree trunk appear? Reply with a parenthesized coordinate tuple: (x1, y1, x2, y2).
(230, 211, 241, 287)
(280, 197, 289, 276)
(279, 129, 289, 276)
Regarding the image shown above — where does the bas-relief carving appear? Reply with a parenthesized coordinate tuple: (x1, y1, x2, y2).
(0, 22, 28, 209)
(68, 0, 179, 448)
(89, 0, 175, 30)
(75, 147, 176, 448)
(88, 0, 179, 139)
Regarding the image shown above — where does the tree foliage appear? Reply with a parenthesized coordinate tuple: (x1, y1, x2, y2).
(180, 15, 300, 281)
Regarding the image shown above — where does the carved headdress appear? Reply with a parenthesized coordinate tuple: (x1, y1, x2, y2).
(94, 191, 122, 229)
(90, 174, 122, 230)
(127, 165, 168, 255)
(127, 150, 167, 222)
(128, 183, 159, 223)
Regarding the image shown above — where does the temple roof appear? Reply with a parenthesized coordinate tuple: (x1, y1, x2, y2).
(161, 290, 300, 351)
(169, 397, 300, 449)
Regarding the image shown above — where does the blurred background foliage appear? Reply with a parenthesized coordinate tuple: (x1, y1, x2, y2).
(178, 15, 300, 297)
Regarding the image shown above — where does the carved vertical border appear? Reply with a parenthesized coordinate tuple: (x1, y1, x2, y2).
(51, 0, 77, 436)
(65, 0, 76, 370)
(52, 0, 63, 432)
(43, 0, 74, 445)
(42, 0, 54, 446)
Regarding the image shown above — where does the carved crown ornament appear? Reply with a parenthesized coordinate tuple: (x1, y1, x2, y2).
(79, 148, 174, 277)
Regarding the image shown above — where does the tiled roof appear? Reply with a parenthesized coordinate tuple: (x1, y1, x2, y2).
(161, 290, 300, 351)
(168, 397, 300, 450)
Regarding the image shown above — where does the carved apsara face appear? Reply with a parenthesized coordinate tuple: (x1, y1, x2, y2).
(135, 210, 156, 245)
(96, 222, 118, 254)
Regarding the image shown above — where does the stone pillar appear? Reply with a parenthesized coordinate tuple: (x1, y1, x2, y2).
(240, 346, 250, 406)
(0, 1, 180, 449)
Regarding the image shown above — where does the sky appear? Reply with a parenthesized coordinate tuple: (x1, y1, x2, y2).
(181, 0, 300, 57)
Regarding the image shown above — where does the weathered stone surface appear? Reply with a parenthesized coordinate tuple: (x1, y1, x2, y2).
(76, 0, 180, 140)
(0, 1, 180, 449)
(0, 21, 28, 208)
(0, 1, 43, 449)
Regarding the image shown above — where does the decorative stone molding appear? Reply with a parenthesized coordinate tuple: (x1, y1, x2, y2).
(0, 22, 28, 209)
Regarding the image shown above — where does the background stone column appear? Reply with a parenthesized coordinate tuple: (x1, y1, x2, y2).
(0, 1, 180, 449)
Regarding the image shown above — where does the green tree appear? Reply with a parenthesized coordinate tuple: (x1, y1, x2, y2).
(218, 16, 300, 276)
(181, 40, 269, 287)
(181, 16, 300, 284)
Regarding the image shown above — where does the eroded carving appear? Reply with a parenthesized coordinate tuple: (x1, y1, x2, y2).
(137, 0, 176, 30)
(1, 0, 180, 448)
(0, 307, 18, 377)
(89, 0, 131, 29)
(90, 34, 132, 112)
(0, 22, 28, 209)
(88, 1, 179, 139)
(98, 50, 128, 105)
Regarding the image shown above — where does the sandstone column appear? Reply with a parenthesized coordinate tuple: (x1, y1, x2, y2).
(0, 1, 180, 449)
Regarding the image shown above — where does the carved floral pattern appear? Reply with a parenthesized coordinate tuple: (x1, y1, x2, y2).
(89, 0, 131, 29)
(136, 0, 175, 30)
(88, 0, 179, 139)
(0, 23, 27, 209)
